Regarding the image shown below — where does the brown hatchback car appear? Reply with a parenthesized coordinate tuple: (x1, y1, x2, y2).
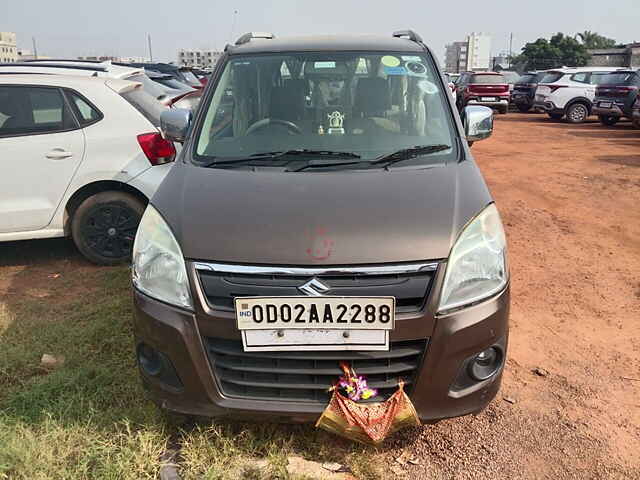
(131, 30, 510, 424)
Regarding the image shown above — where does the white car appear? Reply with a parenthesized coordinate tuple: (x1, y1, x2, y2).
(0, 61, 176, 106)
(0, 74, 175, 264)
(533, 67, 624, 123)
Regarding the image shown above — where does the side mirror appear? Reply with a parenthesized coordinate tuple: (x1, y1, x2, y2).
(463, 105, 493, 144)
(160, 108, 192, 143)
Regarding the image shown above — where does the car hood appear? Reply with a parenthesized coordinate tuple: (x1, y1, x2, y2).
(153, 160, 492, 265)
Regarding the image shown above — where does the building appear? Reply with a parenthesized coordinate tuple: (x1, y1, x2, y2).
(77, 55, 150, 63)
(466, 32, 492, 71)
(0, 32, 18, 63)
(178, 49, 223, 70)
(587, 43, 640, 68)
(444, 41, 468, 73)
(444, 33, 492, 73)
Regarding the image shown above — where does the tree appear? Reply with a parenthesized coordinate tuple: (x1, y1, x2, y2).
(575, 31, 617, 49)
(514, 33, 590, 71)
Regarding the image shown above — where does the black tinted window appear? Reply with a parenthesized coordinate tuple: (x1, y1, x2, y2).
(66, 90, 102, 126)
(597, 72, 639, 85)
(470, 74, 505, 84)
(0, 86, 76, 137)
(541, 72, 563, 83)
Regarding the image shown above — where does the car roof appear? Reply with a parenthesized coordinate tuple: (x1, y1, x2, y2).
(547, 67, 627, 74)
(0, 73, 139, 93)
(0, 60, 143, 79)
(226, 34, 425, 54)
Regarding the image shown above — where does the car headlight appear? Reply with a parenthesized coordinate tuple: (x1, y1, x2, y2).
(438, 203, 508, 313)
(132, 205, 192, 309)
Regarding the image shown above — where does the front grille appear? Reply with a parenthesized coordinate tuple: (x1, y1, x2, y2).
(204, 338, 427, 403)
(197, 268, 435, 314)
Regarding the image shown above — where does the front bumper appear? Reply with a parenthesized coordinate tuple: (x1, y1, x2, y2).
(132, 263, 510, 423)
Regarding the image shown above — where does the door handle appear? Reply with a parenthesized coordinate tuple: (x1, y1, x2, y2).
(45, 148, 73, 160)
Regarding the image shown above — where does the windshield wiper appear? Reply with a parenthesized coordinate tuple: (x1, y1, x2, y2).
(286, 159, 370, 172)
(370, 144, 451, 170)
(200, 149, 361, 168)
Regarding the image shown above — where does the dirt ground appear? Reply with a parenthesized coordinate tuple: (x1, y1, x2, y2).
(383, 114, 640, 479)
(1, 113, 638, 479)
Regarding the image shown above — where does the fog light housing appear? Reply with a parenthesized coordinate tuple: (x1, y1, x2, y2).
(468, 346, 503, 381)
(137, 343, 162, 376)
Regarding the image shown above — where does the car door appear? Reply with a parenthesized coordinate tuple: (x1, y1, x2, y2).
(0, 85, 85, 233)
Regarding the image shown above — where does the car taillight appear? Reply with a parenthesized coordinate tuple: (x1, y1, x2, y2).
(137, 132, 176, 165)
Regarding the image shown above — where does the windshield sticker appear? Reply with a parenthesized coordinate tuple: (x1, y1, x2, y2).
(381, 55, 400, 67)
(405, 62, 427, 76)
(314, 61, 336, 69)
(417, 80, 438, 94)
(384, 66, 407, 76)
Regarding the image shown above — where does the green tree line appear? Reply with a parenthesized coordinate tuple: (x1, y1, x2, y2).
(511, 31, 620, 71)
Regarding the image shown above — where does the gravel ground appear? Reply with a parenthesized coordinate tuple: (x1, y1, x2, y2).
(380, 114, 640, 479)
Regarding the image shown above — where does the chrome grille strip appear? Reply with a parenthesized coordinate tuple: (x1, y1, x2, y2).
(193, 261, 439, 276)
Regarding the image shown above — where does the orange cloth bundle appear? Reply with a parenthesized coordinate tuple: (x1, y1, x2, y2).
(315, 365, 421, 446)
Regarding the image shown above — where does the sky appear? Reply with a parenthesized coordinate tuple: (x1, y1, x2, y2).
(2, 0, 639, 64)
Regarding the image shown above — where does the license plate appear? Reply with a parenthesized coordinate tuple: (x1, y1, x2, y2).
(235, 296, 395, 351)
(481, 97, 497, 102)
(599, 102, 612, 108)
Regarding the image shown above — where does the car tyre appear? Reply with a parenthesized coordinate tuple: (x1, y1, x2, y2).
(598, 115, 619, 126)
(71, 191, 146, 265)
(633, 118, 640, 129)
(498, 106, 508, 115)
(547, 112, 564, 120)
(516, 104, 532, 113)
(566, 103, 589, 124)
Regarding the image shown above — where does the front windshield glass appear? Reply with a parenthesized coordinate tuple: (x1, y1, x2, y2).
(194, 52, 456, 167)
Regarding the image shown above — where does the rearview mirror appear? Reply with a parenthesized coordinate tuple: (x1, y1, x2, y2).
(463, 106, 493, 144)
(160, 108, 192, 143)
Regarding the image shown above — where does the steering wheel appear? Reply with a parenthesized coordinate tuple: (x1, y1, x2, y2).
(245, 118, 302, 135)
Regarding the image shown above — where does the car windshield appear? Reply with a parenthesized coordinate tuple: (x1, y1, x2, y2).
(194, 52, 456, 168)
(516, 74, 538, 84)
(470, 74, 505, 84)
(501, 72, 520, 83)
(597, 72, 638, 85)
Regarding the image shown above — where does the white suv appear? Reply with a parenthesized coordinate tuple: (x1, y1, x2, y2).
(534, 67, 624, 123)
(0, 74, 175, 264)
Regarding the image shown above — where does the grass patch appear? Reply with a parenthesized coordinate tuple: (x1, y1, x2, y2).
(0, 260, 384, 479)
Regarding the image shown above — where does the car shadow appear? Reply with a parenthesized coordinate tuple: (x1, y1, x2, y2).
(597, 155, 640, 167)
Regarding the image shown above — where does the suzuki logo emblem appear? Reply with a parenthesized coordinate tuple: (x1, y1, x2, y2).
(298, 278, 330, 296)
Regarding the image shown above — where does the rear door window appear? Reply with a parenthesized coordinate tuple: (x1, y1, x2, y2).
(0, 86, 76, 137)
(570, 73, 590, 84)
(470, 75, 505, 84)
(596, 72, 638, 85)
(541, 72, 564, 83)
(120, 86, 167, 127)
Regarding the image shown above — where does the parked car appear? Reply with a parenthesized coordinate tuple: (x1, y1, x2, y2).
(633, 97, 640, 128)
(0, 74, 175, 264)
(443, 73, 457, 103)
(124, 63, 203, 89)
(131, 31, 509, 424)
(592, 70, 640, 126)
(456, 71, 509, 114)
(511, 71, 546, 112)
(0, 60, 174, 106)
(533, 67, 623, 123)
(499, 71, 520, 95)
(145, 69, 195, 106)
